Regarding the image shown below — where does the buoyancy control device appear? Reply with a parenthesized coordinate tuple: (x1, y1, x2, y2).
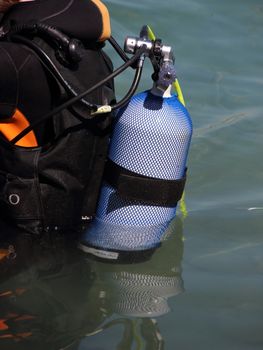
(79, 26, 193, 256)
(0, 21, 116, 234)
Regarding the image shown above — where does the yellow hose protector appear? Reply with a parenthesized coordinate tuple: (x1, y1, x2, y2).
(146, 25, 188, 218)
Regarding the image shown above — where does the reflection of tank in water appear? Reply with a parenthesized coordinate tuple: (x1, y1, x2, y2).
(92, 217, 183, 316)
(81, 217, 184, 350)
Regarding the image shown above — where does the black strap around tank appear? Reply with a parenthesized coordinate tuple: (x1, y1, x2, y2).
(104, 159, 187, 207)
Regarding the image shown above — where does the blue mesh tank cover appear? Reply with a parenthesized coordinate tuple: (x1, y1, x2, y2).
(80, 91, 192, 253)
(101, 91, 192, 210)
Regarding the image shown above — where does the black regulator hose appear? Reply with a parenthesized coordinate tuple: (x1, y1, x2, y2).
(111, 58, 144, 111)
(108, 36, 130, 63)
(11, 46, 147, 145)
(6, 22, 85, 62)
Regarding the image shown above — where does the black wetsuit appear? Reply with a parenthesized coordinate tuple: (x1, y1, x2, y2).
(0, 0, 115, 233)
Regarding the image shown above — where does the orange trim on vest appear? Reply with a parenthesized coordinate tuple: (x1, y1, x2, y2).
(0, 109, 38, 147)
(91, 0, 111, 41)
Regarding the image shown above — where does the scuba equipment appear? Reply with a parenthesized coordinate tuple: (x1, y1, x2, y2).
(0, 3, 192, 237)
(0, 14, 117, 233)
(0, 21, 146, 145)
(80, 26, 193, 255)
(0, 21, 86, 64)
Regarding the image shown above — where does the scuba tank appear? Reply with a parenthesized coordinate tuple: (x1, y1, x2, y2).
(80, 27, 193, 254)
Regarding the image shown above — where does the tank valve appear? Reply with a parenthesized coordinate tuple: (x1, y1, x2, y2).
(124, 36, 174, 63)
(125, 30, 177, 94)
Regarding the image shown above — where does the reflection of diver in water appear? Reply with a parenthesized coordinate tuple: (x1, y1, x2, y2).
(0, 216, 184, 349)
(0, 221, 98, 350)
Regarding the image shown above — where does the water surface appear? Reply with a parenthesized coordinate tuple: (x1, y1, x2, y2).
(0, 0, 263, 349)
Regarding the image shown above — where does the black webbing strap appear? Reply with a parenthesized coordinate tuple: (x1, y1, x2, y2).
(104, 159, 187, 206)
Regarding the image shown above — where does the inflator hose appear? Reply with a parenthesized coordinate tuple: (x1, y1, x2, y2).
(6, 22, 82, 60)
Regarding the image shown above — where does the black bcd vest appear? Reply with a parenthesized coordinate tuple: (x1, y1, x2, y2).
(0, 34, 115, 235)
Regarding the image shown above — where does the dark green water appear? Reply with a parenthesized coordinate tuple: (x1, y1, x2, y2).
(1, 0, 263, 349)
(104, 1, 263, 347)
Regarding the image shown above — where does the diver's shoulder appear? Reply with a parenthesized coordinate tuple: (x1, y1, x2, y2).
(0, 41, 34, 72)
